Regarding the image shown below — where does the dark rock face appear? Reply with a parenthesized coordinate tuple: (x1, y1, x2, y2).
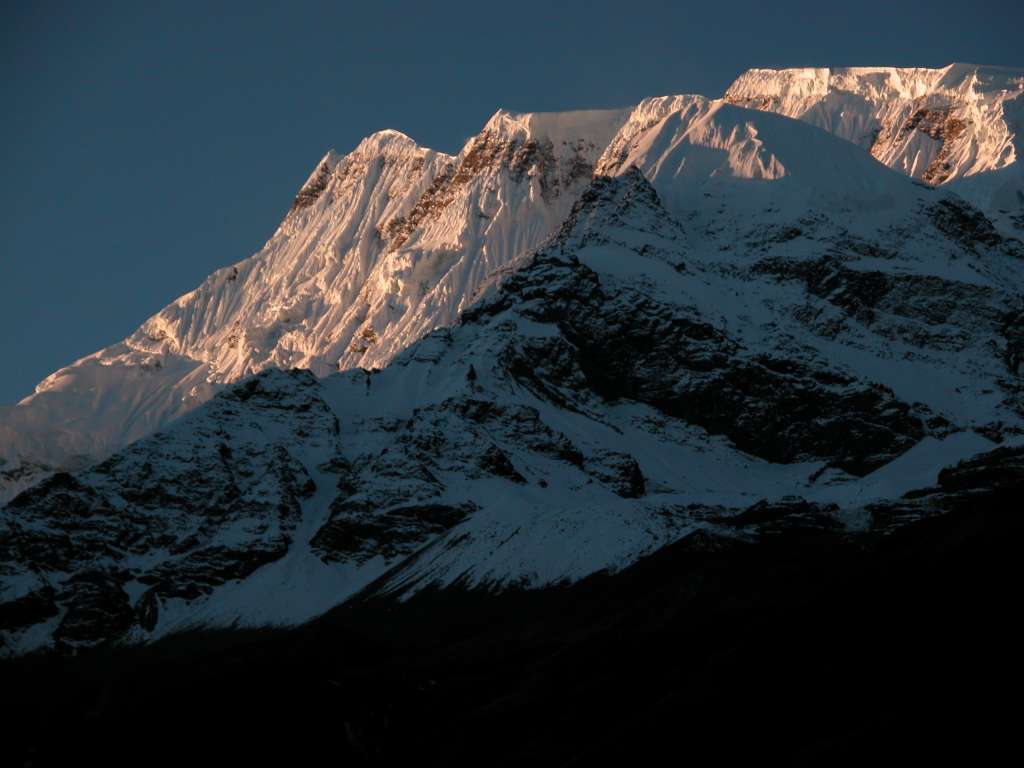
(312, 502, 477, 563)
(754, 254, 1001, 349)
(937, 445, 1024, 492)
(715, 448, 1024, 537)
(137, 543, 292, 602)
(478, 248, 928, 474)
(929, 197, 1019, 253)
(0, 587, 57, 634)
(1, 369, 333, 651)
(863, 445, 1024, 533)
(290, 160, 332, 211)
(381, 161, 456, 250)
(1002, 308, 1024, 376)
(308, 394, 644, 564)
(583, 450, 646, 498)
(898, 106, 968, 185)
(573, 342, 925, 476)
(477, 445, 527, 485)
(53, 570, 135, 649)
(725, 497, 841, 532)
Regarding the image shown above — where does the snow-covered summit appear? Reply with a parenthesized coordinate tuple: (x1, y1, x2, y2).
(481, 106, 629, 151)
(596, 94, 714, 174)
(725, 63, 1024, 184)
(0, 106, 633, 499)
(615, 100, 920, 219)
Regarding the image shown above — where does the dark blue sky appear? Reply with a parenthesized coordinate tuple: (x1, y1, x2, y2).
(2, 0, 1021, 403)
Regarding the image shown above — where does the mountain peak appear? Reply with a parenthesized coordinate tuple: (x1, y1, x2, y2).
(610, 99, 913, 219)
(353, 127, 429, 156)
(725, 62, 1024, 187)
(728, 63, 1024, 103)
(289, 130, 440, 215)
(596, 94, 715, 175)
(479, 106, 630, 150)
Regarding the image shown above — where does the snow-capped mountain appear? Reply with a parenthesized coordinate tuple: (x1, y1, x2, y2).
(4, 94, 1023, 653)
(725, 63, 1024, 224)
(0, 107, 629, 501)
(4, 64, 1022, 505)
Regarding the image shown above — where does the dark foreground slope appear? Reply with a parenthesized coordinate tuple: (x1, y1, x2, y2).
(3, 451, 1022, 767)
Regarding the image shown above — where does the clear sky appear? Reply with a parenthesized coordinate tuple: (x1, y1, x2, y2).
(2, 0, 1022, 404)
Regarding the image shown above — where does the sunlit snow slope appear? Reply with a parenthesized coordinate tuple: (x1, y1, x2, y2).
(725, 63, 1024, 222)
(0, 108, 629, 500)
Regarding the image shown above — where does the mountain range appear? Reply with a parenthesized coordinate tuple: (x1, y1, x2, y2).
(2, 63, 1023, 662)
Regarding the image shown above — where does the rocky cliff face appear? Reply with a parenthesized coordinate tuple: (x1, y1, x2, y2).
(1, 370, 338, 651)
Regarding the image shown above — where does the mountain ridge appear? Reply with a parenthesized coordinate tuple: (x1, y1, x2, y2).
(724, 62, 1024, 221)
(4, 154, 1022, 653)
(2, 63, 1022, 507)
